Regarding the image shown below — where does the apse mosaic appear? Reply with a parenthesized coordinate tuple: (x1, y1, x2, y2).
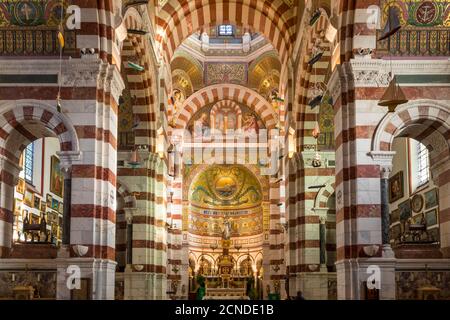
(377, 0, 450, 56)
(187, 165, 264, 237)
(189, 165, 262, 209)
(0, 0, 76, 55)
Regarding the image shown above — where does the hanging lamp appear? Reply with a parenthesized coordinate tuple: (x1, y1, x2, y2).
(128, 61, 145, 72)
(378, 76, 408, 112)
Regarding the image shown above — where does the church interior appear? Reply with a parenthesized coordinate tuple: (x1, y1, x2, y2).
(0, 0, 449, 300)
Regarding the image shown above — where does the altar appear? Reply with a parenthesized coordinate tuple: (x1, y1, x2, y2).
(202, 231, 250, 300)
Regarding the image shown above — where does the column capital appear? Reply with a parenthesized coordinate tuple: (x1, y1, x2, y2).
(57, 151, 82, 178)
(369, 151, 396, 178)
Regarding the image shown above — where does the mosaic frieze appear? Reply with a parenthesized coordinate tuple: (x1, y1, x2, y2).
(0, 1, 76, 55)
(377, 0, 450, 56)
(0, 0, 69, 27)
(205, 62, 247, 86)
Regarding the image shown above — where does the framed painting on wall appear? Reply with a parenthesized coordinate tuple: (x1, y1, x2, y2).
(14, 199, 22, 215)
(16, 178, 25, 195)
(398, 199, 412, 222)
(50, 155, 64, 197)
(424, 188, 439, 209)
(390, 209, 400, 223)
(411, 194, 424, 213)
(51, 199, 59, 210)
(23, 190, 34, 207)
(40, 202, 46, 212)
(58, 201, 64, 214)
(425, 209, 438, 226)
(46, 194, 52, 206)
(33, 196, 41, 209)
(389, 171, 404, 203)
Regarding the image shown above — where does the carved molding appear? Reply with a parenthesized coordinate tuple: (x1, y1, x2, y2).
(368, 151, 396, 178)
(348, 59, 450, 88)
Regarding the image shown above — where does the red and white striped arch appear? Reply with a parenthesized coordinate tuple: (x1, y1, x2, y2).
(314, 182, 336, 209)
(0, 102, 80, 164)
(295, 14, 333, 150)
(371, 100, 450, 257)
(372, 101, 450, 154)
(172, 84, 279, 130)
(156, 0, 296, 71)
(121, 7, 159, 149)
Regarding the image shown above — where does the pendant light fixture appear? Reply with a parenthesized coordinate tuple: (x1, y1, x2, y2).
(128, 61, 145, 72)
(378, 75, 408, 112)
(308, 40, 324, 66)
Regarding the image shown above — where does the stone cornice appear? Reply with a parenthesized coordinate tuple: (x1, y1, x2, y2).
(0, 56, 102, 87)
(347, 58, 450, 88)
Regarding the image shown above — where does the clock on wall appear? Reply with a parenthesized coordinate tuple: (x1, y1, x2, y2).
(411, 194, 424, 213)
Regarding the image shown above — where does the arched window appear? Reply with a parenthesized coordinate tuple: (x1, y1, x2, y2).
(24, 142, 34, 184)
(218, 25, 233, 36)
(409, 139, 430, 191)
(417, 142, 430, 187)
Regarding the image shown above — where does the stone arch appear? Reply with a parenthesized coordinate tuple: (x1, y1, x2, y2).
(173, 84, 278, 130)
(119, 7, 159, 149)
(372, 100, 450, 154)
(210, 100, 242, 131)
(371, 100, 450, 257)
(0, 100, 80, 257)
(156, 0, 296, 73)
(0, 101, 80, 165)
(294, 13, 333, 150)
(314, 182, 336, 209)
(116, 179, 137, 210)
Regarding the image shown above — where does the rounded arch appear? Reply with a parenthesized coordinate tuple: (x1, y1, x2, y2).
(119, 8, 159, 149)
(314, 182, 335, 209)
(0, 101, 80, 164)
(156, 0, 295, 73)
(294, 11, 333, 142)
(372, 100, 450, 153)
(173, 84, 279, 130)
(210, 100, 242, 131)
(116, 179, 137, 209)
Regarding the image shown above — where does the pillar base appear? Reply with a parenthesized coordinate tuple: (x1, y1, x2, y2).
(56, 257, 116, 300)
(336, 257, 396, 300)
(124, 272, 167, 300)
(382, 244, 395, 258)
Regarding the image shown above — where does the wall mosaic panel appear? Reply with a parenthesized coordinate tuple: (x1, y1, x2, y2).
(377, 0, 450, 56)
(205, 62, 247, 86)
(0, 1, 76, 55)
